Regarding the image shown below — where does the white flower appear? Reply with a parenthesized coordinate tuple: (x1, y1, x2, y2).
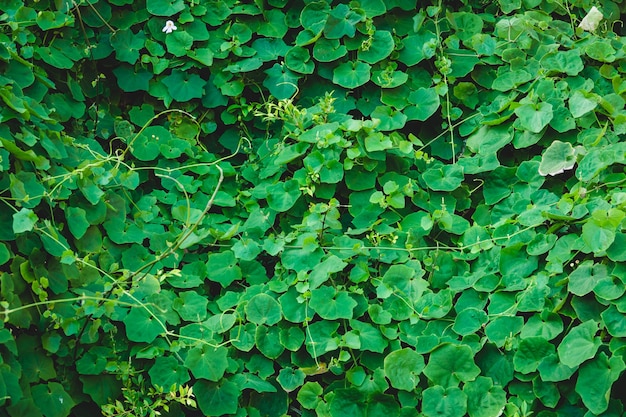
(578, 6, 603, 32)
(162, 20, 177, 34)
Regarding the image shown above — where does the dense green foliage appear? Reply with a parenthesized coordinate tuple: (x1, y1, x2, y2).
(2, 0, 626, 415)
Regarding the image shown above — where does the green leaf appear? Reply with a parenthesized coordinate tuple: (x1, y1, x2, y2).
(333, 61, 371, 89)
(424, 344, 480, 387)
(464, 377, 507, 417)
(398, 32, 437, 66)
(277, 368, 306, 392)
(13, 208, 38, 234)
(422, 164, 464, 191)
(147, 0, 185, 15)
(166, 31, 194, 57)
(37, 46, 75, 69)
(300, 1, 330, 33)
(149, 355, 190, 388)
(65, 206, 90, 239)
(113, 66, 152, 92)
(123, 308, 164, 343)
(297, 382, 323, 410)
(406, 87, 440, 121)
(538, 140, 578, 176)
(285, 46, 315, 74)
(31, 382, 75, 417)
(207, 250, 242, 287)
(173, 291, 208, 321)
(466, 125, 512, 155)
(110, 29, 145, 64)
(575, 352, 625, 415)
(569, 90, 598, 118)
(514, 101, 553, 133)
(266, 179, 301, 212)
(263, 63, 300, 99)
(557, 320, 601, 368)
(184, 345, 229, 381)
(0, 243, 10, 266)
(310, 286, 357, 320)
(358, 30, 394, 64)
(492, 69, 532, 91)
(513, 337, 554, 373)
(255, 325, 285, 359)
(313, 38, 347, 62)
(246, 293, 282, 325)
(453, 307, 488, 336)
(195, 380, 241, 416)
(582, 209, 624, 254)
(422, 386, 467, 417)
(232, 237, 262, 261)
(329, 388, 367, 417)
(383, 348, 425, 391)
(324, 4, 363, 38)
(541, 49, 583, 76)
(162, 69, 205, 101)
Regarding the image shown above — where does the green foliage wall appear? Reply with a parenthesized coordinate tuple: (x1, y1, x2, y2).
(1, 0, 626, 416)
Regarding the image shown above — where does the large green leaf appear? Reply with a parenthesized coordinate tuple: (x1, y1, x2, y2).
(575, 352, 625, 415)
(195, 380, 241, 416)
(333, 61, 371, 89)
(383, 348, 425, 391)
(422, 386, 467, 417)
(557, 320, 601, 368)
(184, 345, 229, 381)
(424, 344, 480, 386)
(246, 293, 282, 325)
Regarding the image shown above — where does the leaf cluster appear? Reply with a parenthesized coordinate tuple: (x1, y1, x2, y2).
(1, 0, 626, 416)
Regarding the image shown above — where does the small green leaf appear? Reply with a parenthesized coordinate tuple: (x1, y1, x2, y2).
(266, 179, 301, 212)
(13, 208, 38, 234)
(166, 31, 194, 57)
(263, 63, 300, 99)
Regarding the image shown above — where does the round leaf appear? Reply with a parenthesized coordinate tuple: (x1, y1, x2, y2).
(184, 345, 229, 381)
(383, 348, 425, 391)
(423, 344, 480, 386)
(162, 70, 205, 101)
(422, 386, 467, 417)
(333, 61, 371, 89)
(245, 293, 282, 325)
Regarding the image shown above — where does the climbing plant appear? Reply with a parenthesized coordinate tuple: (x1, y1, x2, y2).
(1, 0, 626, 416)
